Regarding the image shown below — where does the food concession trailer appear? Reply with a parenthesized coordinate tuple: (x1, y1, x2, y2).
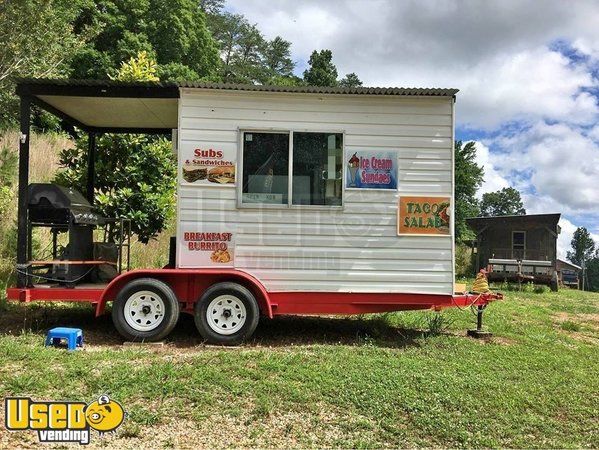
(7, 79, 500, 344)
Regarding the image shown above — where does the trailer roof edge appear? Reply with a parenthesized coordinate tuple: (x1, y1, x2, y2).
(16, 78, 459, 98)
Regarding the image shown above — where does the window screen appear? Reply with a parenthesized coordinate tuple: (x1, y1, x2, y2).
(292, 132, 343, 206)
(513, 231, 525, 249)
(242, 132, 289, 205)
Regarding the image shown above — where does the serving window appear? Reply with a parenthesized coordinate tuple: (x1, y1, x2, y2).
(240, 131, 343, 207)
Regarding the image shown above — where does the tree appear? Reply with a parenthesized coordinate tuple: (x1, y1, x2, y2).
(55, 53, 177, 243)
(338, 73, 363, 88)
(567, 227, 596, 267)
(229, 21, 266, 84)
(303, 50, 338, 87)
(454, 141, 484, 241)
(198, 0, 224, 15)
(0, 0, 90, 126)
(209, 12, 270, 84)
(263, 37, 295, 81)
(480, 187, 526, 217)
(209, 14, 297, 84)
(69, 0, 220, 82)
(585, 253, 599, 292)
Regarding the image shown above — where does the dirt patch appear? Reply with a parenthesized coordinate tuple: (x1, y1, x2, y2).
(552, 312, 599, 345)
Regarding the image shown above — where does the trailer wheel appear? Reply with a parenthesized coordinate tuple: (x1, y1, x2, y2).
(194, 282, 259, 345)
(112, 278, 180, 342)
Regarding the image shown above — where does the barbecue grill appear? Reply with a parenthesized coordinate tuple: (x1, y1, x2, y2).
(26, 183, 129, 286)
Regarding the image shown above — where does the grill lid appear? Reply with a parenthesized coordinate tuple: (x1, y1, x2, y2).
(28, 183, 101, 225)
(28, 183, 91, 210)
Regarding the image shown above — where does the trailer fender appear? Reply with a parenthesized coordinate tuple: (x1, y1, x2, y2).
(95, 269, 273, 318)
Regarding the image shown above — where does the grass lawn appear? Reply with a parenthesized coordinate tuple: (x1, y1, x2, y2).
(0, 287, 597, 448)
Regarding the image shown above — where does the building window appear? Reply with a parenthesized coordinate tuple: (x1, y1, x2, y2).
(292, 132, 343, 206)
(240, 130, 343, 207)
(241, 132, 289, 205)
(512, 231, 526, 258)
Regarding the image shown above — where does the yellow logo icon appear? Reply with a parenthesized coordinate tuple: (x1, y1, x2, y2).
(85, 395, 125, 433)
(4, 395, 125, 444)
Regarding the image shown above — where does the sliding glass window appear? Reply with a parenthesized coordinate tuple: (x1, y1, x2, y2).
(240, 130, 343, 207)
(241, 132, 289, 205)
(292, 132, 343, 206)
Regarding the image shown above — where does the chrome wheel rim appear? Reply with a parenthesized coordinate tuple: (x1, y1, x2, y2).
(206, 295, 246, 335)
(124, 290, 165, 332)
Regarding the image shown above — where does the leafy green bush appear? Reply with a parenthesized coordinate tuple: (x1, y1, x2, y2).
(55, 131, 176, 244)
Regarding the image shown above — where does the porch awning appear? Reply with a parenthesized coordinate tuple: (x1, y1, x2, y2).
(16, 78, 180, 133)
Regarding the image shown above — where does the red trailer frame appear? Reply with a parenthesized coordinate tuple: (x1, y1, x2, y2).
(7, 268, 501, 317)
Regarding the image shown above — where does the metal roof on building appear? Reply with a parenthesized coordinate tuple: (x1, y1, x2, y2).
(16, 78, 459, 97)
(177, 81, 459, 97)
(14, 77, 458, 133)
(466, 213, 562, 231)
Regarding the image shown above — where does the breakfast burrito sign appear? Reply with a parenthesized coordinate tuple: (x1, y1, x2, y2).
(398, 196, 451, 236)
(181, 144, 236, 186)
(179, 225, 236, 267)
(346, 151, 397, 190)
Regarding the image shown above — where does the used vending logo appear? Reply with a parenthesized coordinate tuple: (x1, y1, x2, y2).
(4, 395, 125, 445)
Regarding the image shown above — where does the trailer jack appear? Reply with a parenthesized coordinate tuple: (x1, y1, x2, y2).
(467, 304, 492, 339)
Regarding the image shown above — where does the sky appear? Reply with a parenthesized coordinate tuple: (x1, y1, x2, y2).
(227, 0, 599, 258)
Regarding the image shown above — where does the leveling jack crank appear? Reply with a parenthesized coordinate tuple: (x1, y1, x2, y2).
(467, 304, 492, 339)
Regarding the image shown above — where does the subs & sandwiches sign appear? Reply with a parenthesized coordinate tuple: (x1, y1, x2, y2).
(182, 147, 235, 186)
(398, 196, 451, 235)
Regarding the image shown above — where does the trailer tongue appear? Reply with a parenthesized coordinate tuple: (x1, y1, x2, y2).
(6, 78, 502, 344)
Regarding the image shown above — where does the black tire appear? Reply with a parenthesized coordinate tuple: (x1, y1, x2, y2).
(112, 278, 180, 342)
(194, 282, 259, 345)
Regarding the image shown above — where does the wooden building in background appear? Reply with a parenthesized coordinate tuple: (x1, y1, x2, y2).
(466, 214, 561, 284)
(556, 258, 581, 289)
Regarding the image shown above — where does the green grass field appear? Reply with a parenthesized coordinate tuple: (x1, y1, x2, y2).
(0, 287, 597, 448)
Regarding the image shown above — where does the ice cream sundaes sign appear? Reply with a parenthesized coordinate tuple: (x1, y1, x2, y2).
(345, 151, 397, 190)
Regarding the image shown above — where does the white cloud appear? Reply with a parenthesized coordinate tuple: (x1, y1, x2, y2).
(471, 141, 509, 196)
(489, 122, 599, 212)
(588, 124, 599, 142)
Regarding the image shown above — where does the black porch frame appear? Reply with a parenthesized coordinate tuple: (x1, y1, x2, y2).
(15, 80, 179, 287)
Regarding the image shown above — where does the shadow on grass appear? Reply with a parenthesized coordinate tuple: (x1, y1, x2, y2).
(0, 302, 430, 349)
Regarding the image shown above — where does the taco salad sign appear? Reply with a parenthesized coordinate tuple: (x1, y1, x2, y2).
(346, 151, 397, 189)
(398, 196, 451, 235)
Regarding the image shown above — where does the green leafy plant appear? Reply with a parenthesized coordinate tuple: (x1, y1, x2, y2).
(55, 134, 176, 243)
(425, 313, 452, 336)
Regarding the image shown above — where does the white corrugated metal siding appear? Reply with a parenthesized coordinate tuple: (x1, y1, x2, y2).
(177, 89, 454, 294)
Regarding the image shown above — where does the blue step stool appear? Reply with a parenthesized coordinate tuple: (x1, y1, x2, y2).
(45, 327, 83, 351)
